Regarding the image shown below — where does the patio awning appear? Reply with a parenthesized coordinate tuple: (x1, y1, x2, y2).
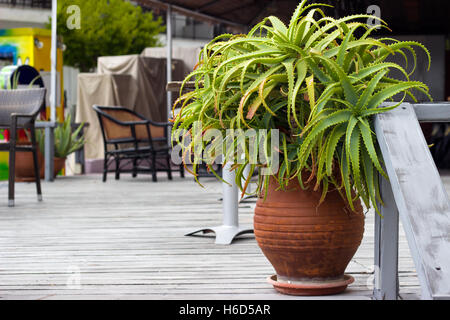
(136, 0, 302, 30)
(137, 0, 450, 34)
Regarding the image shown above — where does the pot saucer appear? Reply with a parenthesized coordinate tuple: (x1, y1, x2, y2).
(267, 274, 354, 296)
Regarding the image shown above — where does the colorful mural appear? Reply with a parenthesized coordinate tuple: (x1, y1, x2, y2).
(0, 29, 50, 67)
(0, 28, 64, 180)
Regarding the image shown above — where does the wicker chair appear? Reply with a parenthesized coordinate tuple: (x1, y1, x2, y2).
(0, 88, 46, 207)
(93, 105, 184, 182)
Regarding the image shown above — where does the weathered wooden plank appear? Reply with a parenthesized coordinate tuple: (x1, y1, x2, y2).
(166, 81, 197, 92)
(0, 291, 373, 300)
(0, 172, 423, 299)
(375, 102, 450, 300)
(413, 102, 450, 122)
(0, 272, 417, 284)
(0, 294, 371, 300)
(373, 174, 399, 300)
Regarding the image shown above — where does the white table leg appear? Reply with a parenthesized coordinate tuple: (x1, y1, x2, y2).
(185, 162, 254, 245)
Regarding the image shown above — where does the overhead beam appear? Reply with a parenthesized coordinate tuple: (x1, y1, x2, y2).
(136, 0, 247, 30)
(215, 0, 258, 16)
(413, 102, 450, 122)
(197, 0, 217, 12)
(247, 0, 274, 26)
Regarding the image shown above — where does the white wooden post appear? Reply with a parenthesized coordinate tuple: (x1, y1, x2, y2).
(374, 102, 450, 300)
(373, 174, 399, 300)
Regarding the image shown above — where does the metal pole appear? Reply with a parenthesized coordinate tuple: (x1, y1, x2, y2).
(46, 0, 57, 181)
(44, 126, 54, 181)
(50, 0, 57, 124)
(222, 162, 239, 227)
(185, 161, 253, 245)
(166, 5, 172, 120)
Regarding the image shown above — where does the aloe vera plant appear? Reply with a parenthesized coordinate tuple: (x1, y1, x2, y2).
(36, 115, 85, 158)
(172, 0, 431, 214)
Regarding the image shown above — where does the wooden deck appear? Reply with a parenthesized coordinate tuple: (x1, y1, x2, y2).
(0, 171, 444, 300)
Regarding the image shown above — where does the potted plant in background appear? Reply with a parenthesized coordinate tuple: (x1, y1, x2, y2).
(35, 115, 85, 179)
(0, 70, 48, 181)
(173, 0, 430, 295)
(15, 115, 85, 181)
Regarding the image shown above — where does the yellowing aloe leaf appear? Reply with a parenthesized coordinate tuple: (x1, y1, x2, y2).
(306, 75, 315, 112)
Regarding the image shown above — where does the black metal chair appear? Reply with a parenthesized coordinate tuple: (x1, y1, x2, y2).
(0, 88, 46, 207)
(92, 105, 184, 182)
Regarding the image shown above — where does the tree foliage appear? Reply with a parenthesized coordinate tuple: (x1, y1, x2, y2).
(54, 0, 165, 71)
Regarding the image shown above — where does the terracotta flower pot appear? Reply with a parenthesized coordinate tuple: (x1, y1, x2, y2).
(15, 149, 65, 182)
(14, 150, 42, 182)
(254, 175, 365, 296)
(52, 157, 66, 178)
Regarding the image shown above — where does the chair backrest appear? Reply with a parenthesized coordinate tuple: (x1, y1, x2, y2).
(93, 105, 165, 143)
(0, 88, 46, 127)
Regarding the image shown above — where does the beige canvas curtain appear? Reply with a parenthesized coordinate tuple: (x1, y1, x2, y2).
(141, 47, 202, 76)
(97, 55, 183, 122)
(76, 55, 185, 160)
(76, 73, 135, 159)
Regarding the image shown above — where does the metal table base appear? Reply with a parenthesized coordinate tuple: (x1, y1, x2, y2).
(185, 163, 253, 245)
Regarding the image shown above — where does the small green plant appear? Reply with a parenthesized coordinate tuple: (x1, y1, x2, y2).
(6, 72, 41, 90)
(36, 115, 86, 158)
(1, 72, 44, 143)
(8, 71, 20, 90)
(173, 0, 431, 214)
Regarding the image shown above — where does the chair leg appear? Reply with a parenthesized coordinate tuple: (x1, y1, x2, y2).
(102, 155, 108, 182)
(180, 164, 185, 178)
(151, 153, 157, 182)
(166, 154, 172, 180)
(30, 129, 42, 202)
(115, 157, 120, 180)
(132, 158, 138, 178)
(8, 137, 16, 207)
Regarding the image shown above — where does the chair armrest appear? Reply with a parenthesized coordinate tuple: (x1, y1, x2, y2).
(96, 108, 169, 127)
(146, 120, 172, 127)
(122, 120, 150, 126)
(35, 121, 57, 129)
(7, 114, 33, 140)
(11, 113, 35, 119)
(10, 113, 37, 129)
